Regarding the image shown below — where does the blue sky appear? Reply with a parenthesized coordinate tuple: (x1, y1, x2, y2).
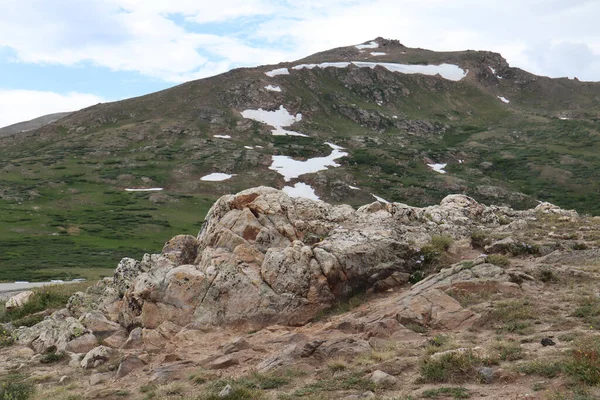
(1, 0, 600, 127)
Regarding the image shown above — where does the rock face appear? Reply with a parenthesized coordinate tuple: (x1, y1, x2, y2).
(15, 309, 88, 353)
(111, 187, 504, 330)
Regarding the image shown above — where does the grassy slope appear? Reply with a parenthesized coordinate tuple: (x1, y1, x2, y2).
(1, 42, 600, 280)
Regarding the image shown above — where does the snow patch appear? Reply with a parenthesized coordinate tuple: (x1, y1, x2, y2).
(265, 68, 289, 77)
(125, 188, 163, 192)
(356, 41, 379, 49)
(213, 135, 231, 139)
(269, 143, 348, 182)
(427, 163, 447, 174)
(349, 185, 360, 190)
(200, 173, 234, 182)
(293, 62, 350, 70)
(372, 194, 390, 204)
(265, 85, 282, 92)
(291, 61, 467, 81)
(244, 146, 254, 150)
(498, 96, 510, 104)
(241, 105, 307, 137)
(559, 117, 570, 120)
(370, 52, 386, 56)
(283, 183, 320, 201)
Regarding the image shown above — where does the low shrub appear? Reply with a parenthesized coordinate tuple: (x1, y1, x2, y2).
(485, 254, 510, 267)
(420, 349, 486, 383)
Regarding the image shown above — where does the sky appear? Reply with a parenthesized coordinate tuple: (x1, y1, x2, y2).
(1, 0, 599, 128)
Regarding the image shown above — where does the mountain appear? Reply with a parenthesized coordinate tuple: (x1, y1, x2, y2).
(1, 37, 600, 281)
(0, 112, 72, 137)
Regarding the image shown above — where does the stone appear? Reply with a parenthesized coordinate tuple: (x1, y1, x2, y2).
(207, 355, 239, 370)
(221, 337, 252, 355)
(117, 355, 146, 378)
(103, 329, 128, 349)
(541, 338, 556, 347)
(89, 372, 113, 386)
(218, 384, 233, 398)
(485, 237, 516, 254)
(123, 327, 143, 349)
(5, 291, 35, 310)
(14, 310, 87, 354)
(80, 346, 115, 369)
(162, 235, 199, 265)
(65, 333, 98, 354)
(79, 311, 121, 338)
(477, 367, 494, 384)
(370, 370, 397, 386)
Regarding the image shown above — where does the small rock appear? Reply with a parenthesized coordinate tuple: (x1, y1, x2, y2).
(218, 384, 233, 398)
(58, 375, 69, 384)
(117, 355, 146, 378)
(80, 346, 115, 369)
(541, 338, 556, 347)
(370, 370, 397, 386)
(103, 330, 128, 349)
(5, 291, 35, 310)
(221, 337, 252, 355)
(66, 333, 98, 354)
(123, 327, 143, 349)
(477, 367, 494, 384)
(208, 355, 239, 370)
(89, 372, 113, 386)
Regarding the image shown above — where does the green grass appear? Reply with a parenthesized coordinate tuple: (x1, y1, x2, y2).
(419, 350, 486, 383)
(422, 387, 470, 399)
(485, 254, 510, 267)
(0, 282, 91, 325)
(573, 296, 600, 329)
(483, 298, 535, 335)
(0, 374, 34, 400)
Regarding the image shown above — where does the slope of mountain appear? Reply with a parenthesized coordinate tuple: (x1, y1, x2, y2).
(0, 112, 72, 137)
(1, 37, 600, 281)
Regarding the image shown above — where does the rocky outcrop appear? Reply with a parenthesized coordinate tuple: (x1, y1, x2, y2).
(5, 291, 35, 310)
(112, 187, 507, 330)
(13, 187, 575, 353)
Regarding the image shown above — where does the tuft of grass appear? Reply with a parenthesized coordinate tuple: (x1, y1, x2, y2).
(40, 351, 66, 364)
(490, 341, 523, 361)
(485, 254, 510, 267)
(565, 336, 600, 385)
(470, 231, 491, 249)
(484, 298, 535, 335)
(430, 235, 454, 251)
(422, 387, 471, 399)
(293, 372, 376, 396)
(0, 376, 34, 400)
(419, 350, 486, 383)
(538, 265, 558, 283)
(327, 358, 349, 372)
(573, 296, 600, 329)
(313, 292, 367, 321)
(405, 323, 428, 334)
(519, 359, 564, 378)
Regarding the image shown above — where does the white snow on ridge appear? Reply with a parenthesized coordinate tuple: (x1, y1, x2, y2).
(200, 173, 234, 181)
(265, 85, 282, 92)
(269, 142, 348, 182)
(283, 183, 320, 201)
(125, 188, 163, 192)
(427, 163, 447, 174)
(265, 68, 289, 77)
(498, 96, 510, 104)
(241, 105, 307, 137)
(213, 135, 231, 139)
(349, 185, 360, 190)
(291, 61, 467, 81)
(244, 146, 254, 150)
(356, 41, 379, 49)
(371, 52, 386, 56)
(293, 62, 350, 70)
(372, 194, 390, 203)
(489, 66, 496, 74)
(352, 62, 467, 81)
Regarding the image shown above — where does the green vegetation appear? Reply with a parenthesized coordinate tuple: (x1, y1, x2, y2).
(40, 351, 66, 364)
(485, 254, 510, 267)
(483, 298, 535, 335)
(0, 374, 34, 400)
(470, 231, 491, 249)
(419, 350, 487, 383)
(0, 282, 91, 326)
(422, 387, 470, 399)
(573, 296, 600, 329)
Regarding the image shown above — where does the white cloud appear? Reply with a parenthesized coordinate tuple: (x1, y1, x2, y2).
(0, 90, 104, 128)
(1, 0, 600, 83)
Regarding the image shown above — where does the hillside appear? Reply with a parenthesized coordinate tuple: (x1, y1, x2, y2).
(0, 112, 72, 137)
(1, 37, 600, 281)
